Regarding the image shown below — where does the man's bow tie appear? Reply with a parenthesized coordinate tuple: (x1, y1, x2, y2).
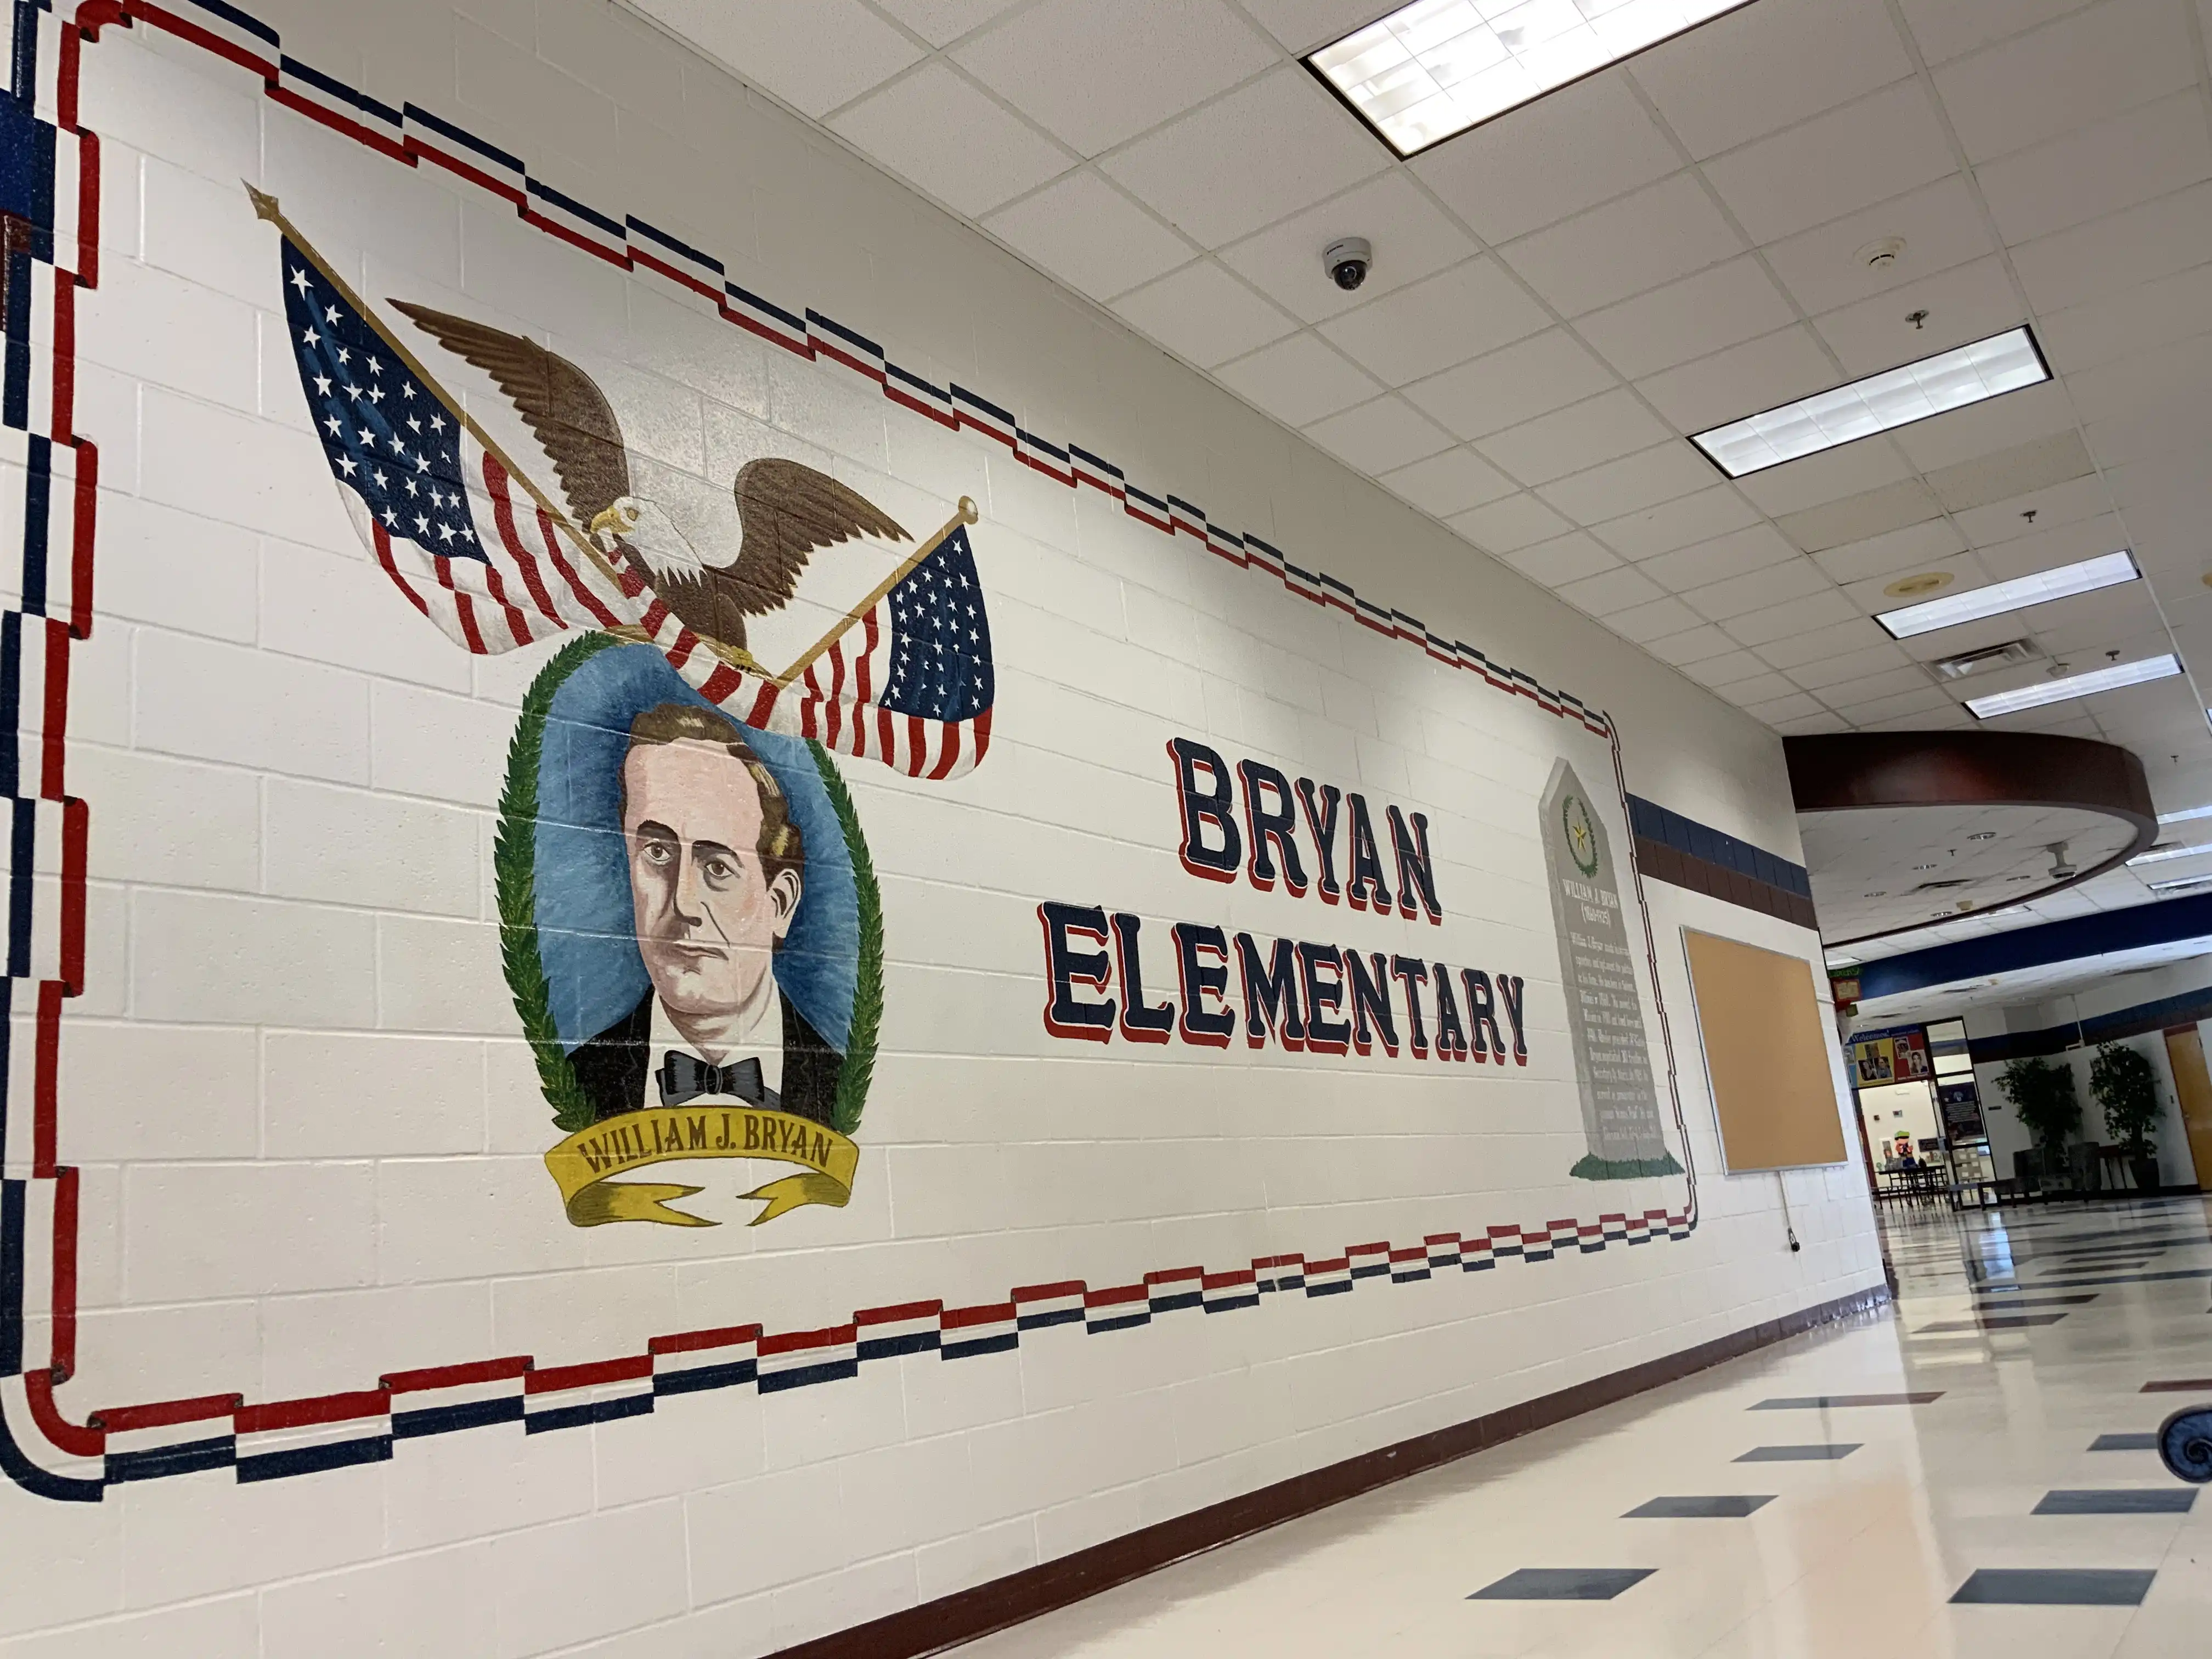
(657, 1051, 777, 1108)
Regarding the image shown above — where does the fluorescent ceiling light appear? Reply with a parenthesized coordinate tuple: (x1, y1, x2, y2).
(1875, 550, 2139, 640)
(2131, 839, 2212, 867)
(1963, 652, 2181, 720)
(2150, 874, 2212, 893)
(2159, 804, 2212, 824)
(1690, 326, 2051, 478)
(1307, 0, 1756, 156)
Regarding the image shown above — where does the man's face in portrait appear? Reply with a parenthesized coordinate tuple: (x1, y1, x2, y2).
(622, 738, 801, 1020)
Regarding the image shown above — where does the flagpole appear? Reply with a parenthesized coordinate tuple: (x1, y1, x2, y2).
(244, 185, 630, 596)
(770, 496, 980, 687)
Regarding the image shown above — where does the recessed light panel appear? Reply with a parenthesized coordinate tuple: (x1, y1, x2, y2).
(1963, 653, 2180, 720)
(1690, 326, 2051, 478)
(2150, 874, 2212, 893)
(2132, 840, 2212, 867)
(2159, 804, 2212, 824)
(1876, 550, 2140, 640)
(1307, 0, 1756, 157)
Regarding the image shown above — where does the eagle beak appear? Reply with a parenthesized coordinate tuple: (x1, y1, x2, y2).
(588, 505, 630, 541)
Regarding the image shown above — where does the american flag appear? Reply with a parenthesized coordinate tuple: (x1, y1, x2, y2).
(792, 523, 993, 778)
(275, 224, 995, 780)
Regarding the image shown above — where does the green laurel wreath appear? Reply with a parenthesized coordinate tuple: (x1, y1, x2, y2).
(493, 634, 883, 1139)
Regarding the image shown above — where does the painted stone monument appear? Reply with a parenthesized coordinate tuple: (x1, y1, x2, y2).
(1540, 759, 1683, 1180)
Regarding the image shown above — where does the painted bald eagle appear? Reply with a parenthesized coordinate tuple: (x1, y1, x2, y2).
(391, 302, 909, 658)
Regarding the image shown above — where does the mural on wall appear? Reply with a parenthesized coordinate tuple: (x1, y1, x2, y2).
(256, 190, 998, 1225)
(1541, 759, 1684, 1180)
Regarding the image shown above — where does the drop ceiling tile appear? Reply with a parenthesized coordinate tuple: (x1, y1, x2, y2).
(1238, 0, 1387, 55)
(1786, 641, 1916, 689)
(954, 0, 1278, 157)
(1403, 330, 1617, 442)
(1755, 616, 1896, 667)
(1212, 332, 1380, 427)
(1221, 172, 1481, 325)
(1810, 256, 2028, 377)
(1476, 390, 1671, 488)
(1888, 381, 2076, 475)
(1761, 176, 1997, 318)
(1099, 66, 1386, 247)
(1931, 0, 2195, 165)
(873, 0, 1028, 48)
(1318, 259, 1550, 388)
(1576, 258, 1798, 383)
(1704, 83, 1956, 247)
(1645, 624, 1743, 667)
(1927, 430, 2096, 514)
(2008, 181, 2212, 315)
(1839, 685, 1959, 723)
(1680, 650, 1774, 689)
(1635, 325, 1838, 435)
(1894, 0, 2094, 65)
(1409, 68, 1679, 245)
(1500, 174, 1746, 319)
(1814, 664, 1940, 707)
(830, 63, 1075, 216)
(639, 0, 924, 117)
(1953, 473, 2117, 549)
(1640, 524, 1802, 592)
(1629, 0, 1916, 159)
(1975, 91, 2212, 249)
(1448, 492, 1573, 554)
(1536, 443, 1716, 525)
(1500, 533, 1623, 588)
(1604, 596, 1704, 642)
(1812, 519, 1969, 586)
(1736, 437, 1915, 518)
(1111, 261, 1299, 368)
(1302, 395, 1453, 473)
(1723, 586, 1865, 646)
(1745, 691, 1830, 724)
(1720, 673, 1804, 707)
(1378, 447, 1517, 517)
(1775, 476, 1943, 552)
(1598, 487, 1763, 561)
(2039, 261, 2212, 377)
(1554, 563, 1667, 617)
(1683, 556, 1833, 622)
(1774, 708, 1855, 734)
(983, 171, 1193, 299)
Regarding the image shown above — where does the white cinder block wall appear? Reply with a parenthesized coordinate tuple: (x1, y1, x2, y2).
(0, 1, 1881, 1653)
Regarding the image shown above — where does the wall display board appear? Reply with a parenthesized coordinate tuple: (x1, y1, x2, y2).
(1681, 931, 1851, 1173)
(1851, 1025, 1931, 1085)
(0, 3, 1877, 1651)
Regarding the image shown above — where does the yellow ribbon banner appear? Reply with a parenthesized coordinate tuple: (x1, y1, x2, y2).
(545, 1107, 857, 1228)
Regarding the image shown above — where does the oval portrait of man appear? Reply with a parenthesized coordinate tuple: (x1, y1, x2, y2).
(499, 636, 881, 1228)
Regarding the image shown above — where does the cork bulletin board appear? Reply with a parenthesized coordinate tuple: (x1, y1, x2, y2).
(1681, 930, 1850, 1172)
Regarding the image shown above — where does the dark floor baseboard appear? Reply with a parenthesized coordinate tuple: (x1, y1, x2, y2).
(770, 1282, 1891, 1659)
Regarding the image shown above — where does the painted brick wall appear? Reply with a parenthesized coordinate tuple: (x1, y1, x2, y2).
(0, 2, 1880, 1653)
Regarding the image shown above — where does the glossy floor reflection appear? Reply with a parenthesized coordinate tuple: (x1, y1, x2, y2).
(952, 1197, 2212, 1657)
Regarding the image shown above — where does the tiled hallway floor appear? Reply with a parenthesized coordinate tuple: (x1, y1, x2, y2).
(953, 1198, 2212, 1658)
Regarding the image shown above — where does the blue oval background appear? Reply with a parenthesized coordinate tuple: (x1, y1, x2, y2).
(532, 642, 857, 1055)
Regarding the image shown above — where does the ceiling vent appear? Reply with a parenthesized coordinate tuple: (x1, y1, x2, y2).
(1931, 639, 2041, 680)
(1913, 878, 1972, 891)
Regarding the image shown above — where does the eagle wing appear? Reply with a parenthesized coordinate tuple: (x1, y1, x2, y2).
(724, 459, 909, 617)
(390, 301, 629, 529)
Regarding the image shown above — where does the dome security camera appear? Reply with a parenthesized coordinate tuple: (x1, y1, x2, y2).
(1324, 237, 1372, 292)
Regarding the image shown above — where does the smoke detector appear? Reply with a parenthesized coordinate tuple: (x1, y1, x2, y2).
(1858, 236, 1907, 269)
(1931, 639, 2041, 680)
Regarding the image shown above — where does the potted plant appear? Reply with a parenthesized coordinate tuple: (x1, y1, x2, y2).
(1996, 1054, 2081, 1189)
(2090, 1042, 2163, 1193)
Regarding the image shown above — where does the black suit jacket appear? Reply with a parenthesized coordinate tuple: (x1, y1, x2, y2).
(569, 987, 842, 1127)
